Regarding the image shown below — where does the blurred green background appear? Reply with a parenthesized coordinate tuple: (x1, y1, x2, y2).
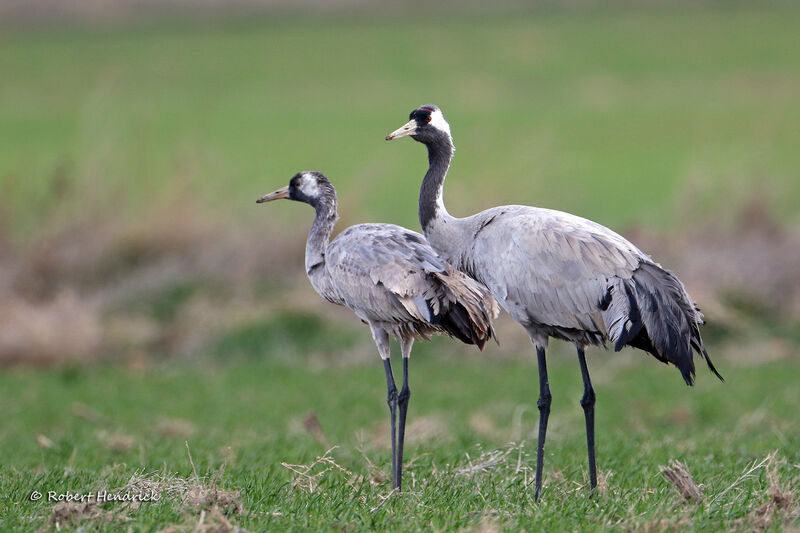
(3, 3, 800, 240)
(1, 2, 799, 531)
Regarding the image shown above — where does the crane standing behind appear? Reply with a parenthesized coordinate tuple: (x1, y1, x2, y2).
(387, 105, 723, 501)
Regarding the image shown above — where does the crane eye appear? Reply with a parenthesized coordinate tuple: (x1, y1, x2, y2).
(425, 115, 432, 123)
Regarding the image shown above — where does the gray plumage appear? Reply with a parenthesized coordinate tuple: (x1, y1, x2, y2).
(388, 104, 723, 499)
(258, 169, 499, 350)
(388, 105, 721, 385)
(320, 222, 499, 344)
(258, 170, 498, 492)
(438, 204, 717, 384)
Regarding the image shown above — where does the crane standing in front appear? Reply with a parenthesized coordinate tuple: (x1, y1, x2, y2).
(257, 171, 498, 491)
(387, 105, 723, 501)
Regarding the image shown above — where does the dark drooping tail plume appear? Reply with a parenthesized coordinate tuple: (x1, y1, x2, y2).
(601, 262, 723, 385)
(427, 267, 499, 350)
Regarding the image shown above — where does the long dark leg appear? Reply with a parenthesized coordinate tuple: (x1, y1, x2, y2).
(395, 337, 413, 492)
(577, 346, 597, 493)
(534, 345, 552, 502)
(383, 358, 399, 490)
(371, 325, 399, 490)
(396, 357, 411, 491)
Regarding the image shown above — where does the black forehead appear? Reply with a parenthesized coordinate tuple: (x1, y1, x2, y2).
(409, 106, 436, 120)
(290, 171, 327, 187)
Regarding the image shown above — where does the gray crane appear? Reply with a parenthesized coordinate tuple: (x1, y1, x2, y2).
(257, 170, 498, 491)
(386, 105, 723, 501)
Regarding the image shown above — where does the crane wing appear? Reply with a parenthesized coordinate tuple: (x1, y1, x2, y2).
(469, 207, 647, 334)
(324, 223, 497, 346)
(324, 224, 449, 324)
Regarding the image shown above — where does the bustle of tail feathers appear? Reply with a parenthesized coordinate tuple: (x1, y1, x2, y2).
(600, 262, 723, 386)
(428, 268, 499, 350)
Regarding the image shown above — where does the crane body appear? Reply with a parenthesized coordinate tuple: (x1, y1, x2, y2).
(258, 171, 498, 491)
(387, 105, 722, 500)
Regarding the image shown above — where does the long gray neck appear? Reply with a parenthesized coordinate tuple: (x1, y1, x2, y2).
(305, 196, 337, 276)
(419, 136, 456, 232)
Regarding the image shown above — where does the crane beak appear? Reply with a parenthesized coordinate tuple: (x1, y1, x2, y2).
(385, 120, 417, 140)
(256, 186, 290, 204)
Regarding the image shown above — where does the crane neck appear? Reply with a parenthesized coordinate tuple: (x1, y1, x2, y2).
(305, 194, 338, 276)
(419, 136, 455, 232)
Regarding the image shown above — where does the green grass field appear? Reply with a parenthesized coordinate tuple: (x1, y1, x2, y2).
(1, 335, 799, 530)
(2, 3, 800, 531)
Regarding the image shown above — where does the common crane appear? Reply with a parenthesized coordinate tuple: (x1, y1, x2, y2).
(386, 105, 723, 500)
(257, 170, 498, 491)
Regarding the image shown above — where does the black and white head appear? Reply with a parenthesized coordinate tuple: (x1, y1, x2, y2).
(256, 171, 337, 212)
(385, 104, 452, 146)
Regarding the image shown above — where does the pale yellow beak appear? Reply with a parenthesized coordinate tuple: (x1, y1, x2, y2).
(385, 119, 417, 141)
(256, 186, 290, 204)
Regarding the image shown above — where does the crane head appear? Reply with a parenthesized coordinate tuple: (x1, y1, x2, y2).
(257, 171, 336, 211)
(386, 104, 452, 143)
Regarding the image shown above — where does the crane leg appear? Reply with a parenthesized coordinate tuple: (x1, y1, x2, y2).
(383, 358, 399, 490)
(396, 337, 413, 492)
(577, 346, 597, 493)
(372, 325, 400, 490)
(534, 345, 552, 502)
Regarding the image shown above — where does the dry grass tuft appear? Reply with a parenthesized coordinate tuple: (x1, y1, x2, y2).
(122, 470, 194, 500)
(712, 451, 775, 505)
(49, 501, 116, 530)
(181, 487, 243, 516)
(281, 447, 352, 493)
(46, 470, 183, 529)
(456, 448, 514, 478)
(182, 442, 244, 516)
(456, 442, 534, 485)
(660, 461, 703, 502)
(736, 455, 799, 531)
(45, 459, 247, 531)
(116, 468, 245, 517)
(349, 440, 391, 488)
(595, 469, 610, 496)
